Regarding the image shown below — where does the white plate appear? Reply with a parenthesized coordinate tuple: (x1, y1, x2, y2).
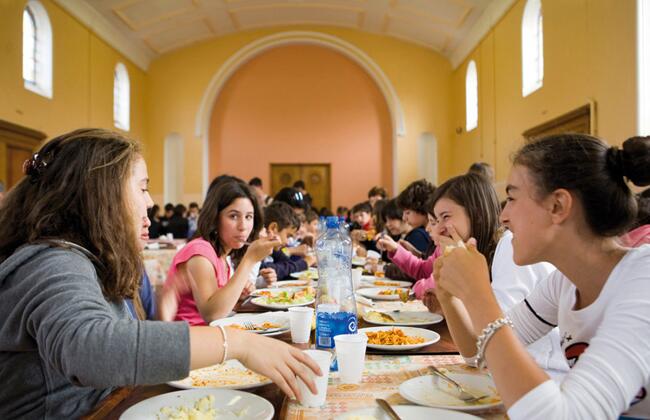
(120, 388, 274, 420)
(167, 359, 272, 390)
(399, 372, 502, 412)
(251, 296, 315, 310)
(252, 287, 301, 297)
(290, 268, 319, 280)
(352, 256, 366, 266)
(210, 313, 289, 335)
(269, 280, 311, 288)
(362, 311, 444, 327)
(335, 405, 480, 420)
(359, 326, 440, 351)
(361, 278, 412, 288)
(357, 287, 412, 301)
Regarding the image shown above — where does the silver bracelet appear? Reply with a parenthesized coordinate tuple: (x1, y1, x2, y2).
(475, 317, 513, 369)
(216, 325, 229, 364)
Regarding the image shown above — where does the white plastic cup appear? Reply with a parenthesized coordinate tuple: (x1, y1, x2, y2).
(334, 334, 367, 384)
(297, 349, 331, 407)
(351, 268, 363, 291)
(288, 307, 314, 344)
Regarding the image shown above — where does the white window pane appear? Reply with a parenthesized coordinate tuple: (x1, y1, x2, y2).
(23, 9, 36, 83)
(466, 60, 478, 131)
(23, 1, 52, 98)
(522, 0, 543, 97)
(114, 63, 130, 131)
(639, 0, 650, 135)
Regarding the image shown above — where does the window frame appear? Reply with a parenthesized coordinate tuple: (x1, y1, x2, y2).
(22, 0, 52, 99)
(521, 0, 544, 97)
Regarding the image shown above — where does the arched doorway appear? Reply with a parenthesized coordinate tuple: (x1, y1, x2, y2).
(208, 44, 393, 210)
(195, 31, 405, 202)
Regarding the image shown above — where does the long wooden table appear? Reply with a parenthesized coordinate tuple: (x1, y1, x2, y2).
(83, 298, 458, 419)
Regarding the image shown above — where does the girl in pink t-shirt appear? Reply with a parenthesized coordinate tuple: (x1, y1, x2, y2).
(160, 179, 280, 325)
(377, 173, 502, 299)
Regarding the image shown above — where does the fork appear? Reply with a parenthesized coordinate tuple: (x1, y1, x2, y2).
(243, 321, 257, 331)
(427, 366, 489, 403)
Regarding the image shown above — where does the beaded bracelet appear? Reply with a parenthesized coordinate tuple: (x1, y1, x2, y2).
(216, 325, 229, 364)
(475, 317, 513, 369)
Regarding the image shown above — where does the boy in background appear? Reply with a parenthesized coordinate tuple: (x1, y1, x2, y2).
(258, 202, 316, 286)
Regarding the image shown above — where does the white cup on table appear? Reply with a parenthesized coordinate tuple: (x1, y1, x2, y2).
(351, 268, 363, 291)
(297, 349, 331, 407)
(288, 307, 314, 343)
(334, 334, 367, 384)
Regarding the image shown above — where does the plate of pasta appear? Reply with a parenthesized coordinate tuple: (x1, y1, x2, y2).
(167, 360, 272, 390)
(359, 327, 440, 351)
(356, 287, 413, 301)
(290, 268, 319, 280)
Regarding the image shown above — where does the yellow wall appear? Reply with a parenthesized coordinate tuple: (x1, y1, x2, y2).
(0, 0, 147, 150)
(450, 0, 637, 193)
(145, 26, 452, 204)
(0, 0, 639, 205)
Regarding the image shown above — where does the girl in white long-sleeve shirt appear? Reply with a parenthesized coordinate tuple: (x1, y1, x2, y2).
(433, 134, 650, 419)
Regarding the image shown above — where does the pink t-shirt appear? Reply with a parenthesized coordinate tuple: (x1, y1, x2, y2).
(388, 245, 442, 299)
(164, 238, 230, 326)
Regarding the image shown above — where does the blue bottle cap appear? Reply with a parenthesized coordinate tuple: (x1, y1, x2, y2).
(326, 216, 339, 229)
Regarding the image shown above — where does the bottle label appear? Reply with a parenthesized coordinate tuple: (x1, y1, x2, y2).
(315, 311, 358, 349)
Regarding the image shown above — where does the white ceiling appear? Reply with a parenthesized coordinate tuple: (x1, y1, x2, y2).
(54, 0, 516, 70)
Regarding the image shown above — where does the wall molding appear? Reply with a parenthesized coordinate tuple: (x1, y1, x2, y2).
(194, 30, 406, 196)
(449, 0, 518, 69)
(53, 0, 154, 70)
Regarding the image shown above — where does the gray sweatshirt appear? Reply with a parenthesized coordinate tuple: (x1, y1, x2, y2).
(0, 243, 191, 419)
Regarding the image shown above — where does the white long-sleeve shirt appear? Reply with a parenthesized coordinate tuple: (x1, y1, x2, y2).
(491, 230, 569, 375)
(506, 245, 650, 419)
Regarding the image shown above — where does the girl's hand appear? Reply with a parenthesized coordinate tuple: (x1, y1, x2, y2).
(245, 237, 282, 262)
(435, 225, 491, 303)
(350, 229, 367, 243)
(239, 282, 255, 300)
(230, 329, 323, 400)
(422, 288, 440, 313)
(376, 235, 398, 253)
(259, 267, 277, 286)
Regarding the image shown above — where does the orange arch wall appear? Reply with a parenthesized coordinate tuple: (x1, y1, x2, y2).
(209, 44, 392, 210)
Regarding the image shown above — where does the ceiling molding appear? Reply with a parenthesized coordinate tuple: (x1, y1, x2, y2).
(449, 0, 518, 69)
(54, 0, 511, 71)
(53, 0, 154, 70)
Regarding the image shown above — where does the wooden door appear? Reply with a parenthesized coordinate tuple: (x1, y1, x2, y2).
(8, 146, 32, 188)
(0, 120, 45, 191)
(270, 164, 331, 210)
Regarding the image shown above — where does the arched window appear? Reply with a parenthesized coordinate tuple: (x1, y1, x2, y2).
(22, 0, 52, 98)
(465, 60, 478, 132)
(639, 0, 650, 135)
(113, 63, 130, 131)
(522, 0, 543, 97)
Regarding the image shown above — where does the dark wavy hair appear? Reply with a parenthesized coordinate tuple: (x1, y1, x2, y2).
(0, 128, 144, 308)
(195, 179, 262, 262)
(431, 173, 502, 268)
(264, 201, 300, 230)
(513, 134, 650, 237)
(396, 179, 436, 215)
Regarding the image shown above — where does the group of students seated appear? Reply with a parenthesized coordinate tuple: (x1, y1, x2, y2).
(0, 127, 648, 419)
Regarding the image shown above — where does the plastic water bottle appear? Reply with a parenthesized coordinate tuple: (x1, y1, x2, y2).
(315, 216, 357, 370)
